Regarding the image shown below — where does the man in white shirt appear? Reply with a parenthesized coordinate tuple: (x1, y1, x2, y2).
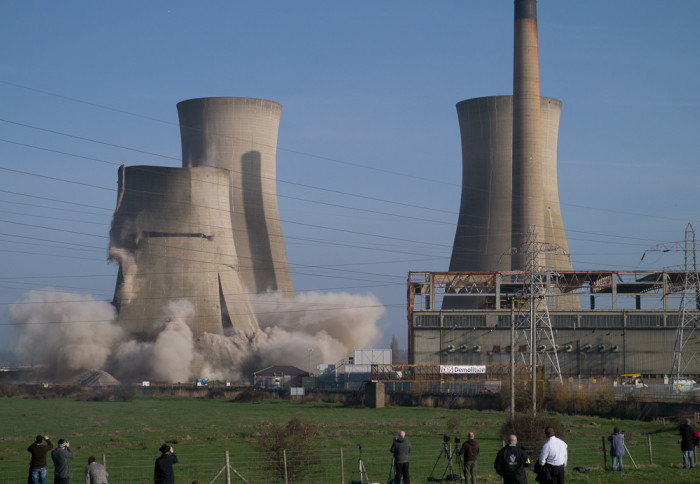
(538, 426, 567, 484)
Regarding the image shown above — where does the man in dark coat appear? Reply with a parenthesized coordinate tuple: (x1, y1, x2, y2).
(390, 430, 411, 484)
(28, 435, 53, 484)
(680, 418, 696, 468)
(154, 444, 178, 484)
(494, 434, 530, 484)
(458, 431, 480, 484)
(51, 439, 74, 484)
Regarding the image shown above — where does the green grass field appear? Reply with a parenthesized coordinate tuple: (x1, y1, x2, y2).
(0, 395, 697, 483)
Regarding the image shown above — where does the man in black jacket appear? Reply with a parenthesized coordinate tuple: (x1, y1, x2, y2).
(154, 444, 178, 484)
(494, 434, 530, 484)
(680, 418, 696, 468)
(28, 435, 53, 484)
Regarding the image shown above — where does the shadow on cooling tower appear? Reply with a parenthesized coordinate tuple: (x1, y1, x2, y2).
(242, 150, 276, 293)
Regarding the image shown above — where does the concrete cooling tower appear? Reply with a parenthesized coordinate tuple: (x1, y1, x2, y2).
(448, 96, 572, 275)
(177, 97, 294, 296)
(109, 165, 259, 337)
(446, 0, 577, 310)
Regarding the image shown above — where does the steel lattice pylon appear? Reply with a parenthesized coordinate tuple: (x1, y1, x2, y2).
(508, 226, 567, 397)
(641, 223, 700, 386)
(671, 223, 700, 382)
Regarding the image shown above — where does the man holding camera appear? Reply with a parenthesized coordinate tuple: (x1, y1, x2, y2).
(154, 444, 178, 484)
(458, 432, 480, 484)
(27, 435, 53, 484)
(51, 439, 74, 484)
(390, 430, 411, 484)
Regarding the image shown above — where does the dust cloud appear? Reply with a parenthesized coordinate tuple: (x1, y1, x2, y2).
(9, 289, 384, 384)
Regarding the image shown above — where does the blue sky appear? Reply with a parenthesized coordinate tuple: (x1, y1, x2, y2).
(1, 1, 699, 351)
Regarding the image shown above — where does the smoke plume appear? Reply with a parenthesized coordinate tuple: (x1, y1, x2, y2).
(10, 289, 384, 383)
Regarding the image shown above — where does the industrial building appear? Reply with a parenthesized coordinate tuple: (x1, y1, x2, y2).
(409, 270, 700, 378)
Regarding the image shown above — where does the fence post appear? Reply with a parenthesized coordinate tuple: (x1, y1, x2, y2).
(647, 434, 653, 464)
(601, 436, 607, 470)
(102, 453, 106, 469)
(283, 449, 288, 484)
(225, 450, 231, 484)
(340, 448, 344, 484)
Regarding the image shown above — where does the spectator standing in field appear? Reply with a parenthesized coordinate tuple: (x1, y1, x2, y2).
(390, 430, 411, 484)
(154, 444, 178, 484)
(458, 431, 480, 484)
(85, 456, 109, 484)
(538, 427, 567, 484)
(680, 418, 696, 468)
(28, 435, 53, 484)
(607, 427, 624, 471)
(494, 434, 530, 484)
(51, 439, 74, 484)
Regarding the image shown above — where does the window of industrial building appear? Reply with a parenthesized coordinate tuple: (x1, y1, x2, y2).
(551, 315, 577, 328)
(498, 315, 511, 327)
(414, 314, 441, 327)
(580, 314, 623, 328)
(443, 314, 486, 327)
(627, 314, 663, 327)
(666, 315, 680, 327)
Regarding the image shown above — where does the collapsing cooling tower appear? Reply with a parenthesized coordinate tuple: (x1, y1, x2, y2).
(109, 165, 259, 337)
(177, 97, 294, 296)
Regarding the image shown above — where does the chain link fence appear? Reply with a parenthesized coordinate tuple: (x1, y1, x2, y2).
(1, 435, 694, 484)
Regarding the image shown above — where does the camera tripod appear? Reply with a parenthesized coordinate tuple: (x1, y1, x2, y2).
(427, 437, 462, 482)
(350, 443, 372, 484)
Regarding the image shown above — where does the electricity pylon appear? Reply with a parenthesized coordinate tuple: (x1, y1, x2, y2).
(672, 224, 699, 382)
(642, 223, 700, 386)
(507, 225, 567, 414)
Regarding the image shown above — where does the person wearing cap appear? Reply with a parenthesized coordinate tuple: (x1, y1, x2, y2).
(154, 444, 178, 484)
(85, 456, 109, 484)
(28, 435, 53, 484)
(51, 438, 74, 484)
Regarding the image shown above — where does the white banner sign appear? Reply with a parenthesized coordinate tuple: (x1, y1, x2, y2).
(440, 365, 486, 374)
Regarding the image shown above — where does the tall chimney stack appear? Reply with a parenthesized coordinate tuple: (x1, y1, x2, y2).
(512, 0, 544, 268)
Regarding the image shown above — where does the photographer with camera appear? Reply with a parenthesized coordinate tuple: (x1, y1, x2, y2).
(27, 435, 53, 484)
(51, 438, 74, 484)
(458, 431, 480, 484)
(154, 444, 178, 484)
(390, 430, 411, 484)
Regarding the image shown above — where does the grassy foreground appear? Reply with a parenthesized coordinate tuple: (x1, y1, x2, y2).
(0, 395, 697, 483)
